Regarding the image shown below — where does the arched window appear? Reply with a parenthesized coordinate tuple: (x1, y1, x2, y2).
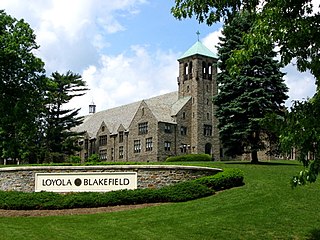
(188, 61, 193, 79)
(208, 64, 212, 75)
(202, 61, 207, 74)
(184, 63, 188, 75)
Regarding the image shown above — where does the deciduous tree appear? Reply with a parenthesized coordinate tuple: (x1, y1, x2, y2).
(0, 10, 46, 163)
(172, 0, 320, 84)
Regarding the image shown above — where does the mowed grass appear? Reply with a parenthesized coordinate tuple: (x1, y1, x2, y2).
(0, 160, 319, 240)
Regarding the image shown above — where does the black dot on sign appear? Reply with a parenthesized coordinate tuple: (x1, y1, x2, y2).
(74, 178, 82, 186)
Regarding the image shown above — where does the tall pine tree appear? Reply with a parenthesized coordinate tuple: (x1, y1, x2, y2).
(44, 71, 88, 162)
(214, 11, 288, 163)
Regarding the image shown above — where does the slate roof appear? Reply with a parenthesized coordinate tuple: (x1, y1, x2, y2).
(75, 91, 190, 138)
(178, 41, 217, 60)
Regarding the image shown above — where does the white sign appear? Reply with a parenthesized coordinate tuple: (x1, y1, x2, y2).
(35, 172, 137, 192)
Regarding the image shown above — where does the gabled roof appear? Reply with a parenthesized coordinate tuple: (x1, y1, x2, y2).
(144, 92, 179, 123)
(178, 41, 217, 60)
(75, 101, 140, 137)
(75, 91, 189, 138)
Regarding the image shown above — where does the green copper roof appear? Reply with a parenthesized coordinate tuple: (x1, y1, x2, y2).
(178, 41, 217, 60)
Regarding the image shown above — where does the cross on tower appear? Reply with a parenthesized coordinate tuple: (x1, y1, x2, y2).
(196, 31, 200, 41)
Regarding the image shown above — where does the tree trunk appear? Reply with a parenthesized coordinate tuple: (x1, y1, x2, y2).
(251, 151, 259, 163)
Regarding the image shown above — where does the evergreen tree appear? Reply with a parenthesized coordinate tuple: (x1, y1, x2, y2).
(44, 71, 88, 163)
(0, 11, 47, 163)
(214, 11, 288, 162)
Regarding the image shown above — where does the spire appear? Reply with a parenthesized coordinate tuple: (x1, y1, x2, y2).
(196, 30, 200, 41)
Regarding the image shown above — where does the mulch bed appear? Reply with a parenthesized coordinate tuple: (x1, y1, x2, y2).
(0, 203, 164, 217)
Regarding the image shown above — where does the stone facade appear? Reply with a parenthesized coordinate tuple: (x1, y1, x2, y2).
(75, 41, 221, 162)
(0, 165, 222, 192)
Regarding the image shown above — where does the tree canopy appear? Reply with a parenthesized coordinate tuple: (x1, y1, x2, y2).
(172, 0, 320, 85)
(0, 11, 87, 164)
(0, 10, 46, 162)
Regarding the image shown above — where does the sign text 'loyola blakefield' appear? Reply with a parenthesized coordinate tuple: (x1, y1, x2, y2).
(35, 172, 137, 192)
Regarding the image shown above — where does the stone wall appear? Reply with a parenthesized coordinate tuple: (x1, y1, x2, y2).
(0, 165, 222, 192)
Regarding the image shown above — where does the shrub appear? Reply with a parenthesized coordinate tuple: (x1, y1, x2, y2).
(194, 168, 245, 191)
(87, 154, 100, 163)
(67, 156, 81, 163)
(166, 154, 212, 162)
(0, 168, 244, 210)
(157, 181, 214, 202)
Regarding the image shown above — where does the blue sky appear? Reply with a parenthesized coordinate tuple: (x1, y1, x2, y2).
(0, 0, 317, 116)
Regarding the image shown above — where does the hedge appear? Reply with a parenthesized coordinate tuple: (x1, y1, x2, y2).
(194, 168, 245, 191)
(0, 168, 244, 210)
(165, 154, 212, 162)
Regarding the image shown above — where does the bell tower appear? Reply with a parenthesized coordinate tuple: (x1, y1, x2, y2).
(177, 40, 220, 160)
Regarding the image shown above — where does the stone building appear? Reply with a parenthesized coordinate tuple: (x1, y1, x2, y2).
(75, 41, 221, 162)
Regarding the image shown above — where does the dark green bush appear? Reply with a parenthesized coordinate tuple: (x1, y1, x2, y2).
(165, 154, 212, 162)
(194, 168, 245, 191)
(67, 156, 81, 163)
(0, 168, 244, 210)
(87, 154, 101, 163)
(157, 181, 213, 202)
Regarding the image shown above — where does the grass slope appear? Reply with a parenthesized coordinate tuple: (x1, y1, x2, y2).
(0, 160, 319, 240)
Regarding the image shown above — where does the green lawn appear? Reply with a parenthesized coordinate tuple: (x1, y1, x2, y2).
(0, 160, 319, 240)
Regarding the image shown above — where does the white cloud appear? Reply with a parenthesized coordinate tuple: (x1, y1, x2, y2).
(283, 64, 316, 106)
(69, 45, 179, 116)
(0, 0, 148, 73)
(202, 28, 223, 54)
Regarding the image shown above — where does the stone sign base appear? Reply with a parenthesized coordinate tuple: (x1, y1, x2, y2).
(0, 165, 222, 193)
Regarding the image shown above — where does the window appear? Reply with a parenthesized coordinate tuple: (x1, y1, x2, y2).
(99, 135, 107, 146)
(204, 125, 212, 136)
(202, 61, 207, 74)
(99, 149, 107, 160)
(138, 122, 148, 135)
(180, 126, 187, 135)
(207, 112, 210, 120)
(146, 137, 153, 151)
(165, 141, 171, 151)
(119, 146, 124, 159)
(134, 140, 141, 153)
(119, 131, 124, 143)
(182, 112, 186, 119)
(184, 63, 188, 75)
(101, 126, 105, 132)
(164, 124, 172, 133)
